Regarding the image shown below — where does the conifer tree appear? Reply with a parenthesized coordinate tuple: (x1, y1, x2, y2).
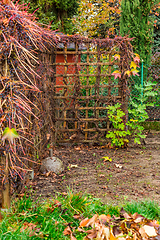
(120, 0, 155, 66)
(18, 0, 79, 34)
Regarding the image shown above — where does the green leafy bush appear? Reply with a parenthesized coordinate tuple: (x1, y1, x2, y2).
(106, 103, 130, 147)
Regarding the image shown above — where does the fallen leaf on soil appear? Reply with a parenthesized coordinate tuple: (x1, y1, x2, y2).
(87, 214, 98, 228)
(54, 200, 62, 207)
(102, 156, 112, 162)
(110, 232, 117, 240)
(99, 214, 111, 224)
(46, 134, 50, 140)
(74, 146, 81, 150)
(69, 164, 78, 168)
(80, 218, 90, 227)
(71, 234, 77, 240)
(62, 192, 68, 195)
(143, 225, 157, 237)
(132, 213, 145, 223)
(63, 226, 72, 235)
(77, 227, 86, 233)
(148, 220, 159, 228)
(115, 164, 122, 169)
(76, 209, 160, 240)
(73, 214, 81, 219)
(46, 171, 51, 177)
(86, 229, 97, 239)
(20, 222, 43, 237)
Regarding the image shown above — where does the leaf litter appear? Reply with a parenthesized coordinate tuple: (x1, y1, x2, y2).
(63, 208, 160, 240)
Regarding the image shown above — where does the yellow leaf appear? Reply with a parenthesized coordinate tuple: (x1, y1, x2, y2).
(135, 53, 140, 58)
(130, 61, 137, 69)
(125, 70, 131, 77)
(102, 156, 112, 162)
(2, 127, 19, 144)
(110, 232, 117, 240)
(114, 54, 120, 60)
(131, 69, 139, 76)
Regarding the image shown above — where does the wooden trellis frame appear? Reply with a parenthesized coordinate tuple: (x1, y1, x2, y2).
(41, 39, 128, 144)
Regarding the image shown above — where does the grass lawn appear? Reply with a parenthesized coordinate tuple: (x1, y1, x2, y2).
(0, 190, 160, 239)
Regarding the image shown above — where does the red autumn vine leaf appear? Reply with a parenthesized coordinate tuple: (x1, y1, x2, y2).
(131, 69, 139, 76)
(114, 54, 120, 61)
(133, 54, 140, 64)
(111, 70, 121, 79)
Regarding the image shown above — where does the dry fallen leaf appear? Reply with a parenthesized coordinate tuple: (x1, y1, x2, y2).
(46, 133, 50, 140)
(139, 226, 149, 240)
(86, 229, 97, 239)
(77, 209, 160, 240)
(80, 218, 90, 227)
(74, 146, 81, 150)
(71, 233, 77, 240)
(132, 212, 145, 223)
(77, 227, 86, 233)
(115, 164, 122, 169)
(110, 232, 117, 240)
(73, 214, 81, 220)
(99, 214, 111, 224)
(143, 225, 157, 237)
(86, 214, 98, 228)
(63, 226, 72, 236)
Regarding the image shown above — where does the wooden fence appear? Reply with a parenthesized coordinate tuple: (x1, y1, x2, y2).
(39, 38, 129, 144)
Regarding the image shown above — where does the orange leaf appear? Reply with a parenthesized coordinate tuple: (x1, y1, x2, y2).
(110, 232, 117, 240)
(80, 218, 90, 227)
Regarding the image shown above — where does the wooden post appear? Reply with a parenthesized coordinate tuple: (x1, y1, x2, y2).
(107, 52, 112, 130)
(74, 42, 79, 136)
(2, 154, 10, 209)
(1, 58, 10, 209)
(119, 45, 128, 127)
(85, 42, 90, 140)
(96, 42, 101, 123)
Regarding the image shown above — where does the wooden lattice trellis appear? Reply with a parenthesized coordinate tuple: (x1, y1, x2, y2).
(40, 38, 129, 144)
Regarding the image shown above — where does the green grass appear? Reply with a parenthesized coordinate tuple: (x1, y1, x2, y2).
(141, 121, 160, 131)
(123, 200, 160, 220)
(0, 191, 160, 239)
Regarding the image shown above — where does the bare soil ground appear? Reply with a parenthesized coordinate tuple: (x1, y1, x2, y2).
(24, 130, 160, 205)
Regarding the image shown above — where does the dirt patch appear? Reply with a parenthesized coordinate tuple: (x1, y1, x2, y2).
(23, 131, 160, 205)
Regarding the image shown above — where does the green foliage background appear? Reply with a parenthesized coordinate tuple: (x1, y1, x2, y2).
(120, 0, 155, 66)
(17, 0, 79, 34)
